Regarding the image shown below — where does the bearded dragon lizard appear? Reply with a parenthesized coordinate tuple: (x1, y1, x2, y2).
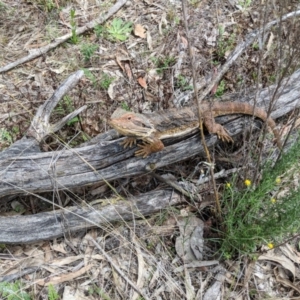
(109, 102, 282, 157)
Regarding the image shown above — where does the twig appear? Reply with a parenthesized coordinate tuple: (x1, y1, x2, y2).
(0, 0, 128, 73)
(149, 171, 195, 199)
(181, 0, 221, 217)
(87, 237, 151, 300)
(195, 167, 243, 185)
(0, 267, 40, 283)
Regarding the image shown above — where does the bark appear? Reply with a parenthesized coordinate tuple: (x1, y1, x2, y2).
(0, 189, 182, 244)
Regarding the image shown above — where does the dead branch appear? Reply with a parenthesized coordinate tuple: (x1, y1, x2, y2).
(0, 189, 182, 244)
(27, 70, 86, 142)
(0, 0, 128, 73)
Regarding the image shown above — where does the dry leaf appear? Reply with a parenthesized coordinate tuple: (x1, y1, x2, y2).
(124, 62, 133, 81)
(51, 242, 67, 254)
(137, 77, 147, 89)
(131, 237, 146, 300)
(159, 13, 168, 35)
(203, 271, 226, 300)
(294, 118, 300, 128)
(175, 217, 204, 263)
(280, 244, 300, 264)
(184, 267, 195, 300)
(134, 24, 146, 38)
(42, 243, 53, 263)
(266, 32, 274, 52)
(144, 90, 157, 102)
(36, 264, 93, 286)
(50, 255, 85, 267)
(146, 29, 153, 50)
(107, 81, 118, 100)
(63, 286, 86, 300)
(258, 249, 295, 278)
(116, 56, 125, 73)
(180, 36, 188, 49)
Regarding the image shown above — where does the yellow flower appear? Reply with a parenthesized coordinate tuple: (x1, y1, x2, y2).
(226, 182, 231, 188)
(275, 177, 281, 184)
(267, 243, 274, 249)
(271, 198, 276, 204)
(244, 179, 251, 187)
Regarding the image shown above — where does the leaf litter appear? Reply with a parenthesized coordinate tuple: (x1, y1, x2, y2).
(1, 0, 300, 299)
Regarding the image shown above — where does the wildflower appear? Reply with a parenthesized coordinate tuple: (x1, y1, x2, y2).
(226, 182, 231, 188)
(275, 177, 281, 184)
(271, 198, 276, 204)
(267, 243, 274, 249)
(244, 179, 251, 187)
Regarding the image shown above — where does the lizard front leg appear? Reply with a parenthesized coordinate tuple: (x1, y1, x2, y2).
(203, 116, 234, 143)
(135, 137, 164, 158)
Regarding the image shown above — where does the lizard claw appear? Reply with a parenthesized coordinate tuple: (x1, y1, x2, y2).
(135, 138, 165, 158)
(120, 137, 137, 148)
(218, 133, 234, 143)
(215, 126, 234, 143)
(135, 143, 152, 158)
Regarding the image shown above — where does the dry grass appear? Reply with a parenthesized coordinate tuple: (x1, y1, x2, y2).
(1, 0, 300, 299)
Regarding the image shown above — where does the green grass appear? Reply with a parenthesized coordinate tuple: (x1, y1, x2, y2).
(94, 24, 104, 37)
(99, 73, 114, 90)
(219, 136, 300, 258)
(176, 74, 193, 91)
(0, 128, 13, 144)
(82, 69, 114, 90)
(151, 56, 176, 75)
(121, 102, 130, 111)
(48, 284, 59, 300)
(217, 25, 236, 59)
(82, 68, 97, 86)
(55, 96, 79, 126)
(215, 80, 226, 97)
(0, 281, 31, 300)
(238, 0, 252, 10)
(70, 8, 79, 44)
(80, 43, 98, 62)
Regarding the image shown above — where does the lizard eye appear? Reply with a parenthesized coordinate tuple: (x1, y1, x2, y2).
(127, 117, 131, 120)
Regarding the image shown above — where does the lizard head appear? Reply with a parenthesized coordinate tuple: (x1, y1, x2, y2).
(109, 112, 156, 138)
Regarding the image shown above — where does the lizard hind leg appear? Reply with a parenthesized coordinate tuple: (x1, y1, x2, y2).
(203, 116, 234, 143)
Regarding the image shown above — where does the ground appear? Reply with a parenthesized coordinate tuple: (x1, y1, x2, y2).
(1, 0, 300, 299)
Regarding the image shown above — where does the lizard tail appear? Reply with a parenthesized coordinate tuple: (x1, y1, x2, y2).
(241, 103, 282, 150)
(214, 102, 282, 149)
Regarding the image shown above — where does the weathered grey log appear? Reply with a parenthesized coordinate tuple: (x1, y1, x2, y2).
(0, 189, 182, 244)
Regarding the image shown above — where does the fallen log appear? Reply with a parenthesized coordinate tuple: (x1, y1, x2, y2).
(1, 69, 300, 198)
(0, 189, 183, 244)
